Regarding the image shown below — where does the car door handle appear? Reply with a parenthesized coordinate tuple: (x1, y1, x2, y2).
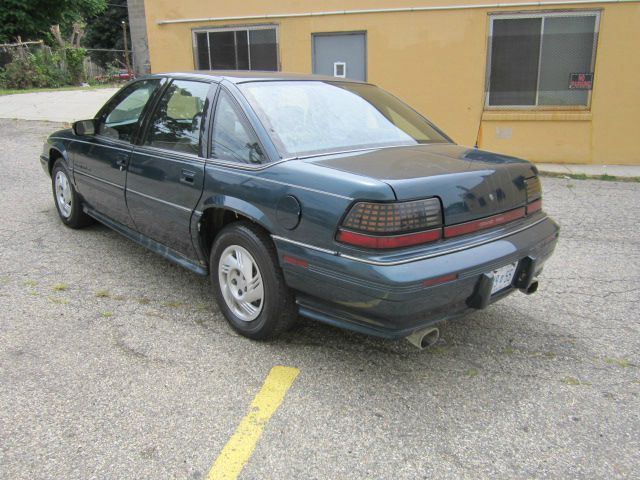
(180, 169, 196, 184)
(115, 158, 128, 171)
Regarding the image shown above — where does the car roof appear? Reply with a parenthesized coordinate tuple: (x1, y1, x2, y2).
(149, 71, 367, 84)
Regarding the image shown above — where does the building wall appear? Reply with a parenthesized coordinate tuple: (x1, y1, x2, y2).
(143, 0, 640, 165)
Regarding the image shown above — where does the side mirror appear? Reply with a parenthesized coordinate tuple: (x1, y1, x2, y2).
(73, 119, 96, 136)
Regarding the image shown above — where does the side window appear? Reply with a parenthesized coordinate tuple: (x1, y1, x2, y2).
(211, 90, 265, 164)
(97, 79, 161, 142)
(145, 80, 210, 155)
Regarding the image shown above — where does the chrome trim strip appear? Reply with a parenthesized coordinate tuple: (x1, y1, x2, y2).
(204, 142, 447, 171)
(53, 141, 352, 200)
(206, 157, 292, 171)
(126, 188, 192, 212)
(50, 136, 132, 153)
(271, 235, 338, 255)
(134, 145, 204, 162)
(272, 216, 550, 266)
(74, 169, 123, 190)
(279, 142, 445, 162)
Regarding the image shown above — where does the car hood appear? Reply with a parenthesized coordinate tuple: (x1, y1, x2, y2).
(305, 144, 538, 225)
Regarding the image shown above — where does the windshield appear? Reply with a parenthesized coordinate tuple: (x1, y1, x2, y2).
(239, 81, 449, 158)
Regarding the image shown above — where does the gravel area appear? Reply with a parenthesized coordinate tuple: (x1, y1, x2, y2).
(0, 119, 638, 479)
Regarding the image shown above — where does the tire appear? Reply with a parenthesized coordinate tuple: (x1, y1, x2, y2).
(210, 221, 297, 340)
(51, 160, 94, 228)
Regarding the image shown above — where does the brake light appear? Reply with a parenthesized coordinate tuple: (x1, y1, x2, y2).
(527, 198, 542, 214)
(337, 228, 441, 249)
(444, 207, 526, 238)
(525, 176, 543, 214)
(337, 198, 442, 249)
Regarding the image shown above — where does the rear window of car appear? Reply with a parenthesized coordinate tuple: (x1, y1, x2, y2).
(239, 81, 449, 158)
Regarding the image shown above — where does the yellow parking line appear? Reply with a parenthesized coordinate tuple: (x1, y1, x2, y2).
(207, 366, 300, 480)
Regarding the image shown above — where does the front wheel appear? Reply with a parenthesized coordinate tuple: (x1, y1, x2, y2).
(210, 221, 297, 340)
(51, 160, 94, 228)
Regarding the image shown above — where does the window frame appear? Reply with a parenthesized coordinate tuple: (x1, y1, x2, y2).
(207, 84, 272, 167)
(94, 78, 165, 145)
(139, 78, 214, 157)
(485, 10, 601, 110)
(191, 24, 280, 72)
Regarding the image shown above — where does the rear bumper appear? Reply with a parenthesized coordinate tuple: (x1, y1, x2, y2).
(274, 215, 559, 339)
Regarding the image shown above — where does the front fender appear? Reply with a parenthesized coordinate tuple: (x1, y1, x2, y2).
(43, 130, 74, 177)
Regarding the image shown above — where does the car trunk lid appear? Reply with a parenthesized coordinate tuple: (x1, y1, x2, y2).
(306, 144, 537, 226)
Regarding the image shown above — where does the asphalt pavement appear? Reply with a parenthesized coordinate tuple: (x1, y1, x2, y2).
(0, 119, 638, 479)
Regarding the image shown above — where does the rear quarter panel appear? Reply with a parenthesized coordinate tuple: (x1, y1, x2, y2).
(197, 159, 396, 251)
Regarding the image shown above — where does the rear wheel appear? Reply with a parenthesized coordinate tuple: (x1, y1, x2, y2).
(210, 221, 297, 339)
(51, 160, 94, 228)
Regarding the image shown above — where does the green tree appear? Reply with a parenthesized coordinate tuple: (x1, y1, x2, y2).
(83, 0, 130, 69)
(0, 0, 106, 43)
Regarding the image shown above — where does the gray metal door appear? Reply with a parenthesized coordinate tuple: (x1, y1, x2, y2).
(312, 32, 366, 81)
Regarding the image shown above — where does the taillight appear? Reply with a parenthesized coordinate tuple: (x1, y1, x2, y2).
(527, 198, 542, 214)
(337, 198, 442, 249)
(525, 176, 543, 214)
(525, 176, 542, 201)
(444, 207, 526, 238)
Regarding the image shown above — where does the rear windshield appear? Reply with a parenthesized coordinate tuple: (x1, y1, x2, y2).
(238, 81, 449, 158)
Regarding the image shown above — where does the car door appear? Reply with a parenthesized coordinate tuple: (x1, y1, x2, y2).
(73, 78, 163, 228)
(125, 79, 215, 258)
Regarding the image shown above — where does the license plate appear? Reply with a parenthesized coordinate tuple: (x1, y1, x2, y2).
(490, 262, 518, 295)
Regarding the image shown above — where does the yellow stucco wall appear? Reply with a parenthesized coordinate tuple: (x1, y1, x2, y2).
(143, 1, 640, 165)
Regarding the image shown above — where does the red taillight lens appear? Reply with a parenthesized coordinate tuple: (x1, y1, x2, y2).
(444, 207, 526, 238)
(337, 228, 441, 249)
(338, 198, 442, 249)
(527, 198, 542, 214)
(525, 176, 543, 214)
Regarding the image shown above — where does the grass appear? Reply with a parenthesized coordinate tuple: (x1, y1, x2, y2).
(605, 357, 631, 368)
(52, 283, 67, 291)
(22, 279, 38, 287)
(464, 368, 479, 378)
(162, 300, 185, 309)
(562, 376, 591, 386)
(100, 311, 114, 318)
(47, 295, 68, 305)
(0, 84, 118, 96)
(540, 171, 640, 183)
(95, 290, 111, 298)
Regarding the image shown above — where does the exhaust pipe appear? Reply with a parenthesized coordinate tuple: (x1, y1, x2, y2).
(406, 327, 440, 350)
(521, 278, 539, 295)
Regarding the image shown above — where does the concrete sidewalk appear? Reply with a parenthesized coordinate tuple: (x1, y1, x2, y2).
(535, 163, 639, 178)
(0, 88, 117, 123)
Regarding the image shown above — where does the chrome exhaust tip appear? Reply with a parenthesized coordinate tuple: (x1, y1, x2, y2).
(405, 327, 440, 350)
(521, 278, 539, 295)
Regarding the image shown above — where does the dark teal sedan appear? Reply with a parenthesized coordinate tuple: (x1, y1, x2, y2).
(41, 72, 559, 348)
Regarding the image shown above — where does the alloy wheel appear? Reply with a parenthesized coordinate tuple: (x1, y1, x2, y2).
(218, 245, 264, 322)
(54, 170, 72, 218)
